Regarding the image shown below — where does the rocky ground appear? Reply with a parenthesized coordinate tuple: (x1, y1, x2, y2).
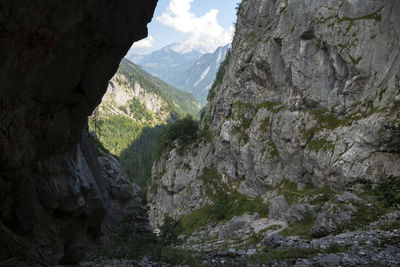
(74, 209, 400, 266)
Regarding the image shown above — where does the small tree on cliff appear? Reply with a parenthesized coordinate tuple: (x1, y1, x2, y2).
(91, 106, 104, 139)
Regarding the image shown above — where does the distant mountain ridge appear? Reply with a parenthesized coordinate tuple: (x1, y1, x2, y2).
(126, 43, 202, 84)
(170, 45, 230, 105)
(127, 43, 230, 105)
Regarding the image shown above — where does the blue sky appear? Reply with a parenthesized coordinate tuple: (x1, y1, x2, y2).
(130, 0, 239, 55)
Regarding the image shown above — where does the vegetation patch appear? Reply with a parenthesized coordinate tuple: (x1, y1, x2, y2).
(349, 54, 363, 65)
(243, 30, 256, 42)
(315, 5, 383, 31)
(233, 125, 250, 144)
(340, 198, 384, 232)
(388, 100, 400, 118)
(88, 131, 112, 156)
(340, 7, 383, 24)
(244, 242, 349, 265)
(207, 49, 231, 103)
(266, 140, 279, 159)
(180, 168, 269, 234)
(379, 217, 400, 232)
(307, 138, 335, 152)
(98, 207, 204, 266)
(277, 179, 335, 206)
(89, 115, 144, 155)
(183, 163, 192, 171)
(257, 101, 284, 113)
(280, 213, 315, 238)
(260, 116, 270, 132)
(313, 4, 383, 63)
(351, 176, 400, 209)
(154, 115, 199, 160)
(230, 101, 285, 144)
(89, 59, 202, 191)
(340, 176, 400, 231)
(300, 102, 382, 141)
(374, 175, 400, 208)
(324, 243, 351, 253)
(128, 98, 154, 121)
(119, 59, 201, 119)
(244, 247, 320, 264)
(307, 108, 344, 129)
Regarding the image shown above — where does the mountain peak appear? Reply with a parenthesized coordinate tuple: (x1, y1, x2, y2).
(166, 41, 210, 54)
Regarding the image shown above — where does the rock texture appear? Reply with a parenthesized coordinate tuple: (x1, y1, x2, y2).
(312, 192, 362, 237)
(0, 0, 157, 264)
(149, 0, 400, 228)
(148, 141, 214, 227)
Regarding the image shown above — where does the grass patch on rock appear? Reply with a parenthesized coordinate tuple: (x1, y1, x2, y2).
(280, 213, 315, 238)
(244, 243, 349, 265)
(244, 247, 320, 264)
(379, 217, 400, 231)
(277, 179, 335, 206)
(98, 206, 204, 266)
(180, 168, 269, 234)
(180, 191, 268, 235)
(307, 138, 335, 152)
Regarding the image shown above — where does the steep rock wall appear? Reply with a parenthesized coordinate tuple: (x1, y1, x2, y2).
(149, 0, 400, 227)
(0, 0, 157, 264)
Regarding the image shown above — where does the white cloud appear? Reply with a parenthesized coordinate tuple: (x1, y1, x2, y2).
(157, 0, 233, 53)
(131, 35, 154, 49)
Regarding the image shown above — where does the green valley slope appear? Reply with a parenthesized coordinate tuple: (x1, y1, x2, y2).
(89, 58, 201, 190)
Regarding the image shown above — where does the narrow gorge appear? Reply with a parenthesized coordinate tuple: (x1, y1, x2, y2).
(1, 0, 400, 266)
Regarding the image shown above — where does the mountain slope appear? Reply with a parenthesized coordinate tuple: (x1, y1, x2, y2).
(117, 59, 202, 118)
(90, 58, 201, 189)
(169, 45, 230, 105)
(128, 44, 230, 105)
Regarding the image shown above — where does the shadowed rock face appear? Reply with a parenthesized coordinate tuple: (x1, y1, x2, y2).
(0, 0, 157, 264)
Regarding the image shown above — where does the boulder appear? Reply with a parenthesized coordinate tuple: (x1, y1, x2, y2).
(312, 192, 361, 237)
(262, 233, 283, 249)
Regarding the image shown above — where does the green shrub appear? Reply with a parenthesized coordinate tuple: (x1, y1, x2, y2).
(210, 191, 231, 221)
(380, 217, 400, 231)
(340, 177, 399, 231)
(279, 212, 315, 237)
(350, 176, 400, 209)
(375, 175, 400, 208)
(158, 215, 182, 245)
(128, 98, 153, 121)
(154, 115, 199, 159)
(180, 168, 268, 234)
(307, 138, 335, 152)
(99, 207, 202, 265)
(99, 206, 156, 259)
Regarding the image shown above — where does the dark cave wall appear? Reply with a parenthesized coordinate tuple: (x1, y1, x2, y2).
(0, 0, 158, 264)
(0, 0, 157, 169)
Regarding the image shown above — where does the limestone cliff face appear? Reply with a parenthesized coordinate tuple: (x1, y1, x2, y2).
(149, 0, 400, 227)
(0, 0, 157, 264)
(103, 78, 170, 123)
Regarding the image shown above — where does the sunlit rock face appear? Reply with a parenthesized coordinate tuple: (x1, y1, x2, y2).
(149, 0, 400, 227)
(0, 0, 157, 264)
